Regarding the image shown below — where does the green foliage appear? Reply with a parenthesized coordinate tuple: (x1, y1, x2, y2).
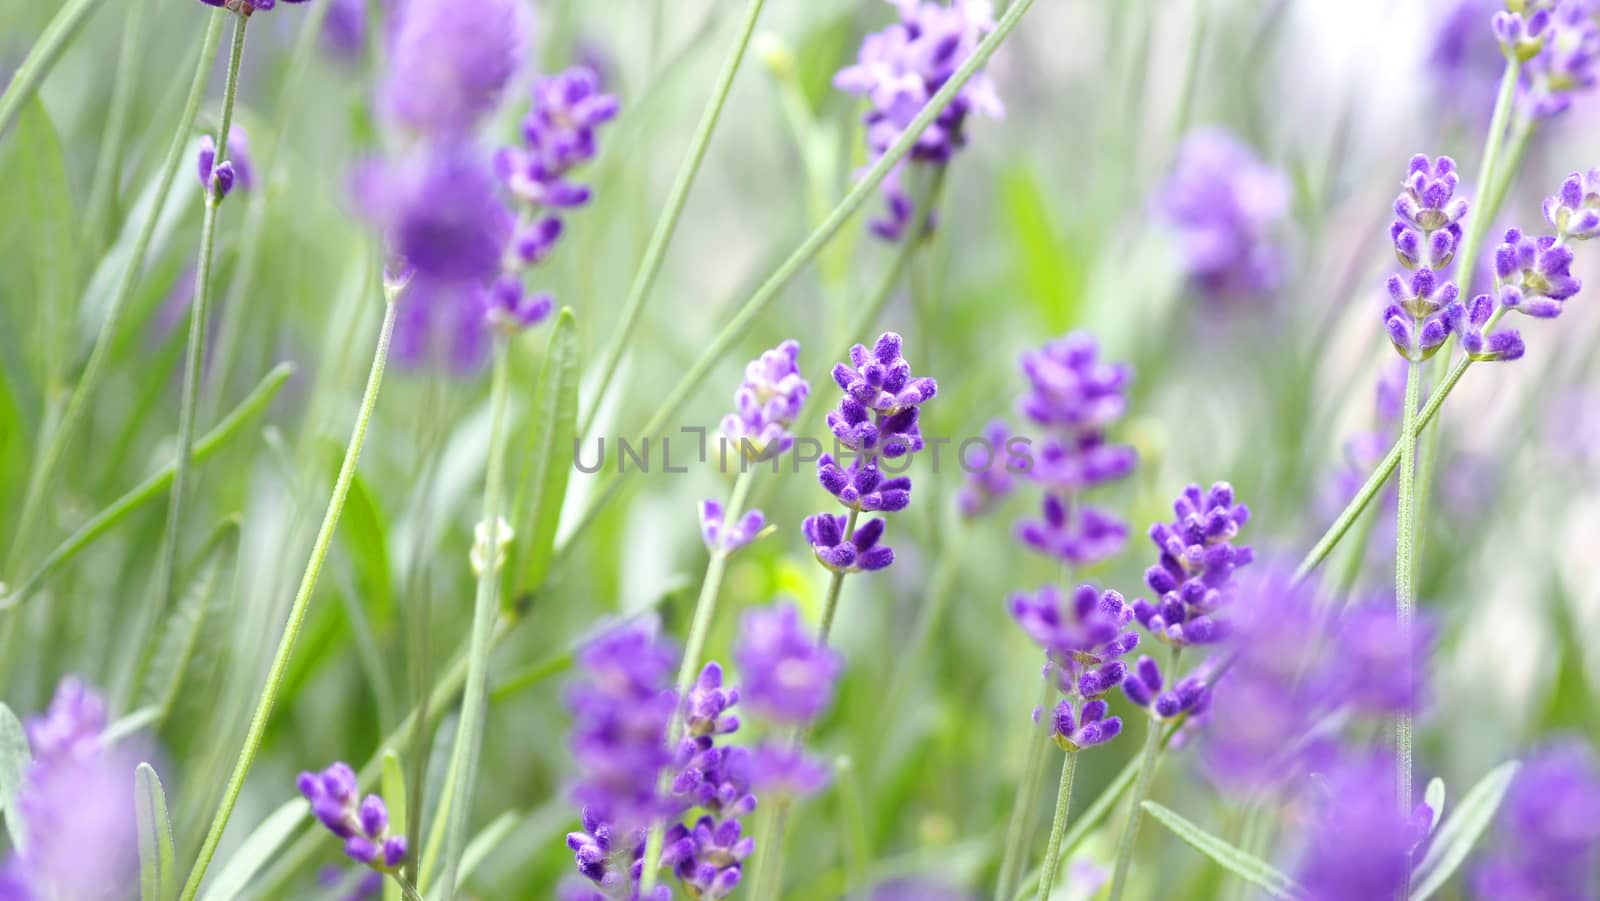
(1141, 801, 1303, 900)
(1410, 761, 1521, 901)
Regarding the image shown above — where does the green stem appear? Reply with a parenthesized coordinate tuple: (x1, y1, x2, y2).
(1106, 711, 1165, 901)
(177, 298, 398, 901)
(1393, 356, 1422, 898)
(0, 0, 100, 136)
(1453, 58, 1522, 296)
(438, 338, 515, 900)
(994, 678, 1058, 901)
(152, 9, 249, 651)
(80, 0, 149, 249)
(2, 363, 292, 609)
(1034, 749, 1080, 901)
(639, 467, 758, 889)
(556, 0, 1035, 557)
(3, 10, 224, 587)
(816, 509, 860, 644)
(581, 0, 768, 438)
(747, 802, 792, 900)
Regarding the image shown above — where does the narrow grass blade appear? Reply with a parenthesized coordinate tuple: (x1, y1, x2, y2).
(1142, 801, 1303, 900)
(1410, 761, 1520, 901)
(0, 704, 31, 850)
(136, 762, 177, 901)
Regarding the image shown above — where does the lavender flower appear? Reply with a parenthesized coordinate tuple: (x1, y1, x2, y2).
(380, 0, 523, 136)
(699, 501, 766, 554)
(833, 0, 1003, 240)
(23, 676, 106, 761)
(1015, 495, 1128, 566)
(1049, 698, 1123, 751)
(734, 603, 842, 726)
(1494, 227, 1582, 316)
(956, 420, 1028, 517)
(196, 128, 252, 199)
(662, 816, 752, 900)
(1133, 482, 1253, 647)
(1472, 739, 1600, 900)
(1156, 127, 1290, 303)
(660, 663, 755, 898)
(1121, 656, 1212, 721)
(1514, 0, 1600, 118)
(747, 743, 831, 800)
(497, 67, 620, 209)
(1292, 753, 1435, 900)
(817, 456, 912, 512)
(802, 513, 895, 573)
(297, 763, 408, 871)
(720, 340, 810, 462)
(1386, 155, 1468, 362)
(567, 623, 678, 834)
(1017, 333, 1132, 431)
(1543, 168, 1600, 240)
(356, 150, 511, 291)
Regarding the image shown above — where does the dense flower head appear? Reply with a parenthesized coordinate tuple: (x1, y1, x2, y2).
(1155, 127, 1291, 303)
(1385, 154, 1473, 363)
(566, 623, 679, 833)
(699, 500, 766, 554)
(1017, 332, 1132, 430)
(827, 332, 938, 457)
(802, 513, 894, 573)
(734, 603, 842, 725)
(671, 744, 757, 821)
(496, 66, 619, 209)
(1009, 584, 1138, 705)
(2, 678, 139, 900)
(817, 457, 913, 513)
(1544, 168, 1600, 240)
(1514, 0, 1600, 118)
(748, 742, 831, 800)
(196, 128, 252, 199)
(662, 816, 753, 900)
(1495, 227, 1582, 313)
(721, 340, 810, 460)
(1291, 753, 1435, 900)
(1015, 494, 1128, 566)
(1121, 655, 1212, 720)
(1133, 482, 1253, 646)
(833, 0, 1003, 239)
(1049, 698, 1123, 751)
(1472, 739, 1600, 900)
(356, 149, 512, 291)
(380, 0, 523, 136)
(297, 763, 408, 871)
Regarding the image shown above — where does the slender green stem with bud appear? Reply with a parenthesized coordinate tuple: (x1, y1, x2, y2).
(1035, 748, 1080, 901)
(1108, 647, 1177, 901)
(1394, 357, 1423, 818)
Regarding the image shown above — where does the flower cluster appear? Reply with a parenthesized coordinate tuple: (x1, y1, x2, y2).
(357, 0, 618, 372)
(719, 340, 810, 462)
(698, 500, 766, 555)
(1120, 655, 1211, 722)
(1384, 155, 1475, 362)
(297, 763, 408, 872)
(195, 128, 253, 200)
(1155, 127, 1291, 304)
(663, 664, 753, 900)
(734, 603, 843, 801)
(1543, 168, 1600, 240)
(1291, 753, 1436, 900)
(1009, 333, 1138, 568)
(833, 0, 1003, 240)
(1133, 482, 1253, 647)
(1472, 739, 1600, 899)
(1009, 584, 1138, 750)
(0, 678, 140, 899)
(1495, 0, 1600, 118)
(565, 624, 678, 897)
(803, 333, 937, 574)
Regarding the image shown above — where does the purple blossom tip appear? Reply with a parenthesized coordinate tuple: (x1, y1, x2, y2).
(734, 603, 841, 726)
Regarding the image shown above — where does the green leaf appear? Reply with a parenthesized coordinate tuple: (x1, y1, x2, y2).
(999, 165, 1087, 333)
(139, 519, 239, 720)
(382, 750, 407, 901)
(0, 703, 32, 851)
(510, 308, 579, 603)
(16, 97, 78, 386)
(197, 799, 308, 901)
(1410, 760, 1520, 901)
(341, 471, 395, 629)
(135, 762, 177, 901)
(455, 809, 520, 891)
(1424, 777, 1446, 833)
(1142, 801, 1303, 900)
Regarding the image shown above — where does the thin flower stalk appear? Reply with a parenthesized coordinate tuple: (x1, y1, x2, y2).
(993, 678, 1056, 901)
(1034, 749, 1080, 901)
(177, 294, 400, 901)
(1106, 649, 1176, 901)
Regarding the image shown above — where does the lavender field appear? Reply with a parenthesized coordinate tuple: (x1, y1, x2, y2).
(0, 0, 1598, 899)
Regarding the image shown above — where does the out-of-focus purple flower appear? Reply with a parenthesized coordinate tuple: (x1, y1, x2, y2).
(1018, 332, 1132, 432)
(802, 513, 895, 573)
(1544, 168, 1600, 241)
(317, 866, 384, 901)
(1133, 482, 1253, 647)
(566, 623, 678, 834)
(2, 678, 139, 900)
(1049, 698, 1123, 751)
(1515, 0, 1600, 118)
(1292, 753, 1435, 900)
(1121, 655, 1211, 721)
(699, 500, 766, 554)
(748, 743, 831, 800)
(834, 0, 1003, 241)
(1472, 739, 1600, 900)
(320, 0, 367, 62)
(1319, 603, 1433, 716)
(1495, 226, 1582, 314)
(296, 762, 408, 871)
(355, 149, 511, 290)
(381, 0, 523, 136)
(1015, 494, 1129, 566)
(1430, 0, 1506, 124)
(1156, 127, 1290, 304)
(721, 340, 809, 461)
(857, 877, 979, 901)
(496, 66, 619, 209)
(734, 603, 842, 726)
(957, 420, 1029, 517)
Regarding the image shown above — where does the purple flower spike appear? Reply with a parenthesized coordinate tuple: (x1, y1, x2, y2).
(1473, 739, 1600, 900)
(664, 815, 752, 900)
(1544, 168, 1600, 240)
(1015, 493, 1129, 567)
(1050, 698, 1123, 751)
(834, 0, 1002, 241)
(803, 512, 895, 573)
(1133, 482, 1253, 648)
(381, 0, 523, 136)
(1515, 2, 1599, 118)
(748, 742, 831, 800)
(297, 763, 408, 873)
(721, 340, 809, 462)
(497, 67, 619, 208)
(1156, 127, 1290, 303)
(1293, 753, 1437, 900)
(25, 676, 107, 762)
(699, 500, 767, 554)
(817, 456, 913, 513)
(1496, 227, 1582, 312)
(734, 603, 842, 726)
